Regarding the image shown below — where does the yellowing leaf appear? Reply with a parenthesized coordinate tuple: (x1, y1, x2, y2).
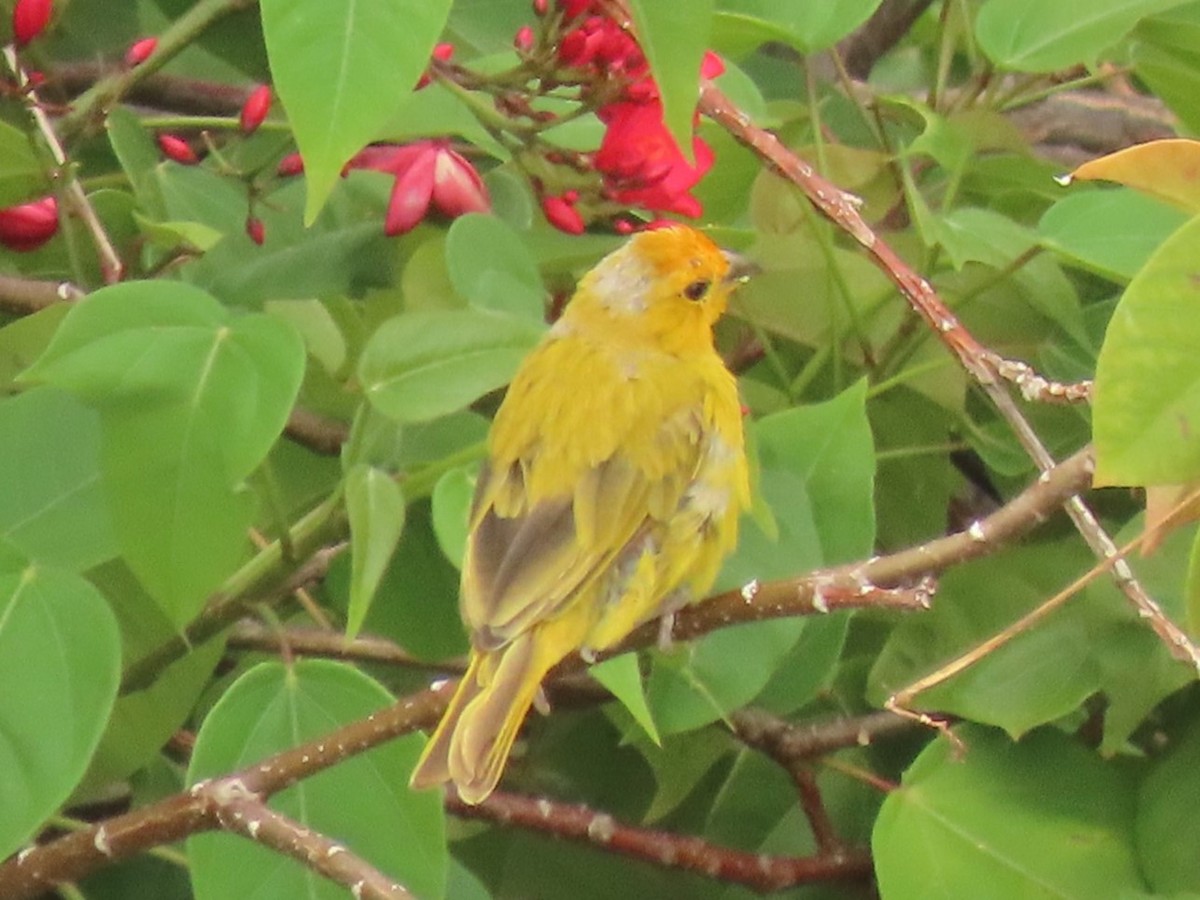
(1143, 482, 1200, 555)
(1069, 138, 1200, 213)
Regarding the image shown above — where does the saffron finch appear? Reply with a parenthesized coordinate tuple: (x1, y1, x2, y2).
(409, 225, 753, 804)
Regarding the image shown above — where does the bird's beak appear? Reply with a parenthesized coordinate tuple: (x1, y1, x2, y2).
(721, 250, 760, 285)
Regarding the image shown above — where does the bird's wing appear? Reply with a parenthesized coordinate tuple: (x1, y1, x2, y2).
(461, 406, 703, 649)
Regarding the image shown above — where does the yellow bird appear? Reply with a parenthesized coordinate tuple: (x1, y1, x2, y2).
(409, 225, 753, 804)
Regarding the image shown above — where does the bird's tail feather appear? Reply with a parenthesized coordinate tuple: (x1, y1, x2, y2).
(409, 633, 561, 805)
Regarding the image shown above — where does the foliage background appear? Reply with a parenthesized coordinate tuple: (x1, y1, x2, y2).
(3, 0, 1200, 897)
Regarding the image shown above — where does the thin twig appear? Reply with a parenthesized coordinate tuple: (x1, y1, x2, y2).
(228, 621, 464, 672)
(4, 48, 124, 283)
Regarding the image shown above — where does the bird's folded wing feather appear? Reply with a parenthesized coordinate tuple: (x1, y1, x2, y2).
(461, 410, 702, 648)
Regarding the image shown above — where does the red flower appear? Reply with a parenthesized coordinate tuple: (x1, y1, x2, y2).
(594, 100, 712, 217)
(157, 134, 199, 165)
(12, 0, 52, 48)
(240, 84, 272, 134)
(0, 196, 58, 252)
(557, 14, 645, 79)
(124, 37, 158, 67)
(541, 195, 585, 234)
(347, 140, 490, 235)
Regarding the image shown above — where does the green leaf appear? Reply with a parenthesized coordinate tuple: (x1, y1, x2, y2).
(106, 106, 166, 218)
(712, 0, 883, 55)
(0, 558, 120, 861)
(591, 653, 661, 746)
(874, 726, 1143, 898)
(83, 560, 226, 790)
(345, 464, 406, 638)
(351, 502, 467, 661)
(1094, 212, 1200, 485)
(260, 0, 454, 222)
(431, 465, 475, 569)
(1138, 716, 1200, 892)
(188, 178, 395, 307)
(975, 0, 1185, 72)
(1039, 188, 1189, 281)
(0, 120, 45, 207)
(359, 310, 543, 423)
(23, 282, 306, 622)
(627, 0, 714, 159)
(0, 388, 116, 571)
(869, 541, 1100, 738)
(188, 660, 446, 900)
(445, 214, 544, 321)
(1134, 6, 1200, 134)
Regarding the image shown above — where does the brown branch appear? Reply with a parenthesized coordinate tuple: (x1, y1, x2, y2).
(731, 708, 916, 761)
(730, 708, 914, 854)
(228, 621, 463, 672)
(446, 789, 873, 892)
(2, 445, 1094, 894)
(283, 407, 351, 456)
(0, 275, 84, 316)
(700, 79, 1200, 673)
(50, 63, 252, 118)
(208, 785, 413, 899)
(0, 685, 448, 898)
(839, 0, 936, 80)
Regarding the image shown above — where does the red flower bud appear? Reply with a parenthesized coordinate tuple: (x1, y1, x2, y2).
(541, 195, 585, 234)
(514, 25, 534, 53)
(276, 152, 304, 177)
(562, 189, 579, 204)
(240, 84, 272, 134)
(125, 37, 158, 67)
(0, 196, 58, 252)
(416, 42, 455, 89)
(157, 134, 198, 164)
(12, 0, 52, 48)
(533, 0, 548, 14)
(245, 216, 265, 245)
(613, 218, 634, 235)
(25, 69, 44, 88)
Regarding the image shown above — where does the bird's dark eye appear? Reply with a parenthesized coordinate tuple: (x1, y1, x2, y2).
(684, 279, 711, 302)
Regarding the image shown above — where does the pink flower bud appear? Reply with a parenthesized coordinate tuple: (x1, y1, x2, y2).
(125, 37, 158, 67)
(0, 196, 58, 252)
(431, 146, 490, 218)
(541, 195, 585, 234)
(157, 134, 198, 165)
(533, 0, 549, 14)
(514, 25, 534, 53)
(384, 146, 437, 236)
(613, 218, 634, 235)
(240, 84, 272, 134)
(12, 0, 52, 48)
(276, 153, 304, 177)
(245, 216, 265, 245)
